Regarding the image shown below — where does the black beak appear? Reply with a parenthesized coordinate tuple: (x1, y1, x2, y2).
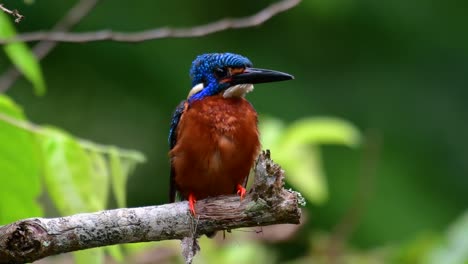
(230, 67, 294, 85)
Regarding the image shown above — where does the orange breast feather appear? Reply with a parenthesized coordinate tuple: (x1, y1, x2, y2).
(170, 95, 260, 200)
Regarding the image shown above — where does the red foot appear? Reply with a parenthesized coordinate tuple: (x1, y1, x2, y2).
(237, 184, 246, 200)
(188, 193, 197, 216)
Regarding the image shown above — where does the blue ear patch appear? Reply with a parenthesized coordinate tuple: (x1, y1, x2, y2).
(189, 53, 253, 86)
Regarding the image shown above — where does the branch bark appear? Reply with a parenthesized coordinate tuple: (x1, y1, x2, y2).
(0, 3, 24, 23)
(0, 151, 302, 264)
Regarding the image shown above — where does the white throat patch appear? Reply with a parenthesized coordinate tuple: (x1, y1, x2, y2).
(187, 83, 254, 99)
(223, 84, 254, 98)
(187, 83, 204, 99)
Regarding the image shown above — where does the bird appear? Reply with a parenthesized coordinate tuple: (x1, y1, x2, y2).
(169, 52, 293, 215)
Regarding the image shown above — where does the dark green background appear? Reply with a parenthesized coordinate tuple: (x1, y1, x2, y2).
(2, 0, 467, 259)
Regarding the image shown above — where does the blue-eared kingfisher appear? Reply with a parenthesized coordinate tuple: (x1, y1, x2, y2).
(169, 53, 293, 215)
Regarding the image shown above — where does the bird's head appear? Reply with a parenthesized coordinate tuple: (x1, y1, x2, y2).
(187, 53, 293, 102)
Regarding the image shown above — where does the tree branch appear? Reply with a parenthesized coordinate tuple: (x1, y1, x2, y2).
(0, 151, 302, 264)
(0, 0, 300, 44)
(0, 3, 24, 23)
(0, 0, 299, 93)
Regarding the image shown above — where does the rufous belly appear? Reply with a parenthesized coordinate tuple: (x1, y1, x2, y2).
(170, 95, 260, 200)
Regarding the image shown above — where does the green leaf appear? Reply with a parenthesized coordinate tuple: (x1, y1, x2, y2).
(258, 116, 285, 154)
(0, 12, 46, 95)
(0, 95, 42, 224)
(281, 117, 361, 148)
(282, 146, 328, 204)
(393, 232, 440, 264)
(38, 127, 100, 214)
(73, 248, 104, 264)
(109, 147, 129, 207)
(105, 245, 125, 263)
(88, 150, 110, 210)
(259, 117, 361, 205)
(0, 95, 146, 263)
(0, 94, 145, 263)
(200, 238, 275, 264)
(124, 241, 166, 255)
(428, 211, 468, 264)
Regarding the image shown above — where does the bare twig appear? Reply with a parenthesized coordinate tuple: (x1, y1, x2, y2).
(0, 0, 299, 93)
(0, 151, 302, 264)
(0, 0, 100, 92)
(0, 3, 24, 23)
(0, 0, 300, 44)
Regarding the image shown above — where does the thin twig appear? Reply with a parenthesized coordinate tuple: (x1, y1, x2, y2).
(0, 0, 299, 93)
(0, 0, 300, 44)
(0, 3, 24, 23)
(0, 0, 100, 92)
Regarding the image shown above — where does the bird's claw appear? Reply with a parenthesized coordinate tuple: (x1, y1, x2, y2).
(188, 193, 197, 216)
(236, 184, 246, 200)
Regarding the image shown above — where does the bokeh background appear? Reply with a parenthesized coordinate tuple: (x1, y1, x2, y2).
(1, 0, 467, 263)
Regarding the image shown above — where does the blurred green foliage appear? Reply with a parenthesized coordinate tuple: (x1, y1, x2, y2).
(0, 95, 42, 224)
(0, 12, 45, 95)
(0, 94, 145, 263)
(260, 116, 361, 204)
(1, 0, 468, 263)
(428, 211, 468, 264)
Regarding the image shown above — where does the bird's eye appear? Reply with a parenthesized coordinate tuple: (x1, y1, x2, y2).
(214, 67, 229, 78)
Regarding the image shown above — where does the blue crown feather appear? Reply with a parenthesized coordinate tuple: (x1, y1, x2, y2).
(189, 53, 253, 87)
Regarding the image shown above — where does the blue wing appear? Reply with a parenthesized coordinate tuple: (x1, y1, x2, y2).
(169, 100, 187, 202)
